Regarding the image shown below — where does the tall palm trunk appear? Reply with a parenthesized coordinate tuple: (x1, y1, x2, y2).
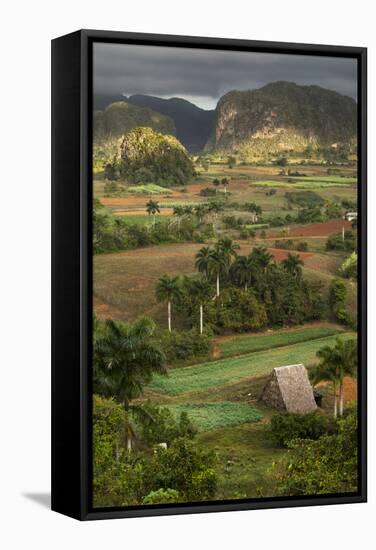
(333, 382, 338, 419)
(216, 273, 220, 297)
(339, 379, 344, 416)
(199, 304, 203, 334)
(167, 300, 171, 332)
(245, 282, 247, 291)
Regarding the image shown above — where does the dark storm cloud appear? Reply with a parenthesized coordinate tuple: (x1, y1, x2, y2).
(93, 43, 357, 110)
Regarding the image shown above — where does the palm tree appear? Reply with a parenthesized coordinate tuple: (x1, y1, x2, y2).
(231, 254, 255, 290)
(194, 204, 208, 224)
(146, 200, 160, 226)
(250, 246, 273, 274)
(212, 178, 221, 194)
(282, 252, 304, 279)
(190, 278, 211, 334)
(195, 246, 212, 278)
(221, 177, 230, 194)
(208, 249, 226, 297)
(312, 338, 357, 418)
(94, 318, 166, 449)
(155, 275, 182, 332)
(216, 237, 240, 267)
(208, 200, 224, 231)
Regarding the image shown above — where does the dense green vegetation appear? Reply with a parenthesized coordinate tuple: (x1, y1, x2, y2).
(120, 127, 195, 186)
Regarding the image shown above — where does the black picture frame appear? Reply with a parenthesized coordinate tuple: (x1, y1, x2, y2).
(51, 29, 367, 521)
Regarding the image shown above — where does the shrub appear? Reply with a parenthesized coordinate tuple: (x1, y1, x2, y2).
(158, 329, 212, 364)
(152, 437, 217, 501)
(218, 288, 268, 332)
(136, 401, 197, 447)
(326, 230, 356, 251)
(340, 252, 357, 278)
(285, 190, 324, 208)
(142, 488, 181, 505)
(297, 241, 308, 251)
(269, 411, 330, 447)
(199, 187, 217, 197)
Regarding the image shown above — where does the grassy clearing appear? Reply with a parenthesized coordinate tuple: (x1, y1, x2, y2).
(198, 423, 287, 499)
(218, 326, 341, 358)
(290, 176, 357, 184)
(252, 180, 352, 189)
(167, 402, 262, 432)
(149, 333, 356, 395)
(119, 215, 172, 224)
(125, 184, 173, 194)
(158, 201, 202, 208)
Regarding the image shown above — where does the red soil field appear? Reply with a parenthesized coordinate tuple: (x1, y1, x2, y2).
(266, 247, 314, 262)
(270, 219, 352, 238)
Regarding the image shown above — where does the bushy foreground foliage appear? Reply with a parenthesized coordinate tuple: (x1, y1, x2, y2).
(273, 407, 358, 495)
(93, 396, 216, 507)
(268, 411, 330, 447)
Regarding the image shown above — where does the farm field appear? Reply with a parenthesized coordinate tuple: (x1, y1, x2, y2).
(216, 325, 342, 358)
(166, 402, 263, 432)
(148, 332, 356, 396)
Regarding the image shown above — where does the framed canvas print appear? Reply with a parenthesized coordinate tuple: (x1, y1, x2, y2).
(51, 29, 367, 520)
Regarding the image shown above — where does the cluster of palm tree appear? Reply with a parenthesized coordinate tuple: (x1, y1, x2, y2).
(195, 237, 239, 297)
(172, 200, 224, 231)
(155, 273, 212, 335)
(312, 338, 357, 418)
(212, 177, 230, 194)
(155, 240, 306, 335)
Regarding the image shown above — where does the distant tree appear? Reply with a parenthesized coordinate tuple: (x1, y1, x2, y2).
(231, 255, 256, 290)
(156, 275, 182, 332)
(227, 155, 236, 169)
(282, 253, 304, 279)
(329, 279, 348, 324)
(146, 200, 160, 226)
(221, 177, 230, 193)
(250, 246, 273, 274)
(195, 246, 212, 278)
(275, 157, 288, 167)
(212, 178, 221, 194)
(194, 204, 208, 223)
(190, 278, 212, 333)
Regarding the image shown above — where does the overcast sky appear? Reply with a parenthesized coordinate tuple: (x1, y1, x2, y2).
(93, 43, 357, 110)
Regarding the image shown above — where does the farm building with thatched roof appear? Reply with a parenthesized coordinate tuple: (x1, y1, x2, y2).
(260, 364, 317, 414)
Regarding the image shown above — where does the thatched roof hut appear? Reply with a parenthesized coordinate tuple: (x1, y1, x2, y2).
(260, 364, 317, 414)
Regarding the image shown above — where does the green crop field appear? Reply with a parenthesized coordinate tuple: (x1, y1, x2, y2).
(289, 176, 357, 183)
(218, 326, 341, 358)
(158, 201, 203, 208)
(167, 402, 262, 432)
(252, 180, 352, 189)
(125, 184, 173, 194)
(149, 333, 356, 395)
(119, 214, 172, 224)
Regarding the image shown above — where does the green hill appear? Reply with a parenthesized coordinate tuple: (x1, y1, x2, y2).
(120, 127, 195, 186)
(94, 101, 175, 143)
